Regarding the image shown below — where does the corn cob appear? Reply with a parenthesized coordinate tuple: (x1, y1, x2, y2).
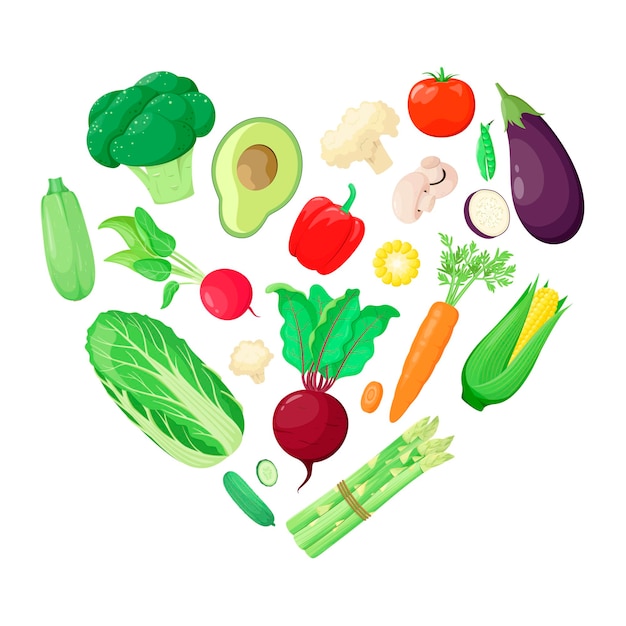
(509, 287, 559, 362)
(461, 279, 568, 411)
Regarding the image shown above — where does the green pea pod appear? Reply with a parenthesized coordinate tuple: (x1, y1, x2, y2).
(41, 177, 95, 300)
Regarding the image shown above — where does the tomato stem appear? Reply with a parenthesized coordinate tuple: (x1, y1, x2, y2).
(424, 67, 457, 82)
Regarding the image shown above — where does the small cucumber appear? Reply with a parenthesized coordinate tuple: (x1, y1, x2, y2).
(256, 459, 278, 487)
(223, 471, 275, 527)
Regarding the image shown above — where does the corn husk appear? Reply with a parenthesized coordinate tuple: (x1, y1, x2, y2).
(461, 278, 568, 411)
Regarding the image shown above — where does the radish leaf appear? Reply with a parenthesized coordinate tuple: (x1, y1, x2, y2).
(135, 207, 176, 257)
(133, 258, 172, 281)
(161, 281, 180, 309)
(99, 215, 153, 256)
(104, 249, 154, 270)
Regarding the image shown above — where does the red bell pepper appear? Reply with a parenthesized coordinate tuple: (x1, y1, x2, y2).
(289, 184, 365, 275)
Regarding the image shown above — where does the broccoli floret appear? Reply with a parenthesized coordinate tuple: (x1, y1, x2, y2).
(86, 71, 215, 204)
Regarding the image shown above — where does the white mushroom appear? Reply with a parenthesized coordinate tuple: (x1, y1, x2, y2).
(392, 171, 435, 223)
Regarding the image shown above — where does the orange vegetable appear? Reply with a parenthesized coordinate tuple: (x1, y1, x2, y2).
(389, 302, 459, 423)
(360, 381, 383, 413)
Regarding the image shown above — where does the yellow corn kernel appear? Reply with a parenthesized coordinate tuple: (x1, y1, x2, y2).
(372, 241, 420, 287)
(509, 287, 559, 362)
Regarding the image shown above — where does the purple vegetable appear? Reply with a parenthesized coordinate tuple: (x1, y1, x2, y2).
(496, 84, 584, 244)
(464, 189, 510, 238)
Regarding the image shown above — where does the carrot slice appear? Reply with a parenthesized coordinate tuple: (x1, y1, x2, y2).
(361, 381, 383, 413)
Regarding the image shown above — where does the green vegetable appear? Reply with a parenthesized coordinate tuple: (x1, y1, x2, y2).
(87, 71, 216, 204)
(256, 459, 278, 487)
(41, 177, 95, 301)
(287, 416, 454, 557)
(99, 207, 205, 308)
(265, 283, 400, 387)
(461, 279, 569, 411)
(223, 471, 275, 526)
(85, 311, 244, 468)
(437, 232, 516, 307)
(476, 120, 496, 181)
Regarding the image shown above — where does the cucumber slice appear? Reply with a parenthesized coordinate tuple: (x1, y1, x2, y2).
(256, 459, 278, 487)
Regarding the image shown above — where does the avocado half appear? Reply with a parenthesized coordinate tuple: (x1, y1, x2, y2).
(212, 117, 303, 238)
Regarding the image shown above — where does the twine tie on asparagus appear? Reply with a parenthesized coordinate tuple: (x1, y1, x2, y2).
(337, 480, 371, 520)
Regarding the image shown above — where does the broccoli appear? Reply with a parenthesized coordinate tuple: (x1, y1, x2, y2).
(320, 101, 400, 174)
(86, 71, 215, 204)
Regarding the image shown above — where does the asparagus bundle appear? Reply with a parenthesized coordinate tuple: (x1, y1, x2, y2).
(286, 416, 453, 557)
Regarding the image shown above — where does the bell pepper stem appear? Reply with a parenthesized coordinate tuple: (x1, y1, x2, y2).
(341, 183, 357, 213)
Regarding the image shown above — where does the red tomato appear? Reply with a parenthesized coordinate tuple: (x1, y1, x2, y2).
(408, 67, 475, 137)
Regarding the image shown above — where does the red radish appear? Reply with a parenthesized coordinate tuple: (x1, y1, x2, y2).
(273, 390, 348, 491)
(200, 269, 259, 320)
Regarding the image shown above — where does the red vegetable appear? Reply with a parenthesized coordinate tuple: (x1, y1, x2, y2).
(289, 183, 364, 275)
(200, 269, 258, 320)
(408, 67, 475, 137)
(273, 390, 348, 491)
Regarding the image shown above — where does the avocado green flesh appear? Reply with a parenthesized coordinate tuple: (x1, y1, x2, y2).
(212, 118, 303, 238)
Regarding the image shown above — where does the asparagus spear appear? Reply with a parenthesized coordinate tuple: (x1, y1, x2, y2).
(301, 451, 453, 558)
(287, 417, 454, 557)
(286, 416, 441, 534)
(292, 434, 453, 551)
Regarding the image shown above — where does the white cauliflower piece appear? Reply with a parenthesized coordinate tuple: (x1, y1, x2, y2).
(320, 101, 400, 174)
(229, 340, 274, 384)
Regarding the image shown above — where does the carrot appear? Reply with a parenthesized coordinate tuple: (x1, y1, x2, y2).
(361, 381, 383, 413)
(389, 233, 516, 422)
(389, 302, 458, 422)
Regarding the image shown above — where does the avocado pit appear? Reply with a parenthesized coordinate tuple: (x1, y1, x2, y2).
(237, 144, 278, 190)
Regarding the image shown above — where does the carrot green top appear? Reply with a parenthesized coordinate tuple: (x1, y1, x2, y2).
(437, 233, 516, 307)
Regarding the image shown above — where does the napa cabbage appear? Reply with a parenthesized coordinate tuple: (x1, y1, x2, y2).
(86, 310, 244, 467)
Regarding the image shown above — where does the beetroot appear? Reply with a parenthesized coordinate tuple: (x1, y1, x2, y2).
(273, 390, 348, 490)
(266, 283, 400, 490)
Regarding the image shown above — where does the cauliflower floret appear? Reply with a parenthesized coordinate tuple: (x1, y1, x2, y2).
(320, 101, 400, 174)
(229, 340, 274, 384)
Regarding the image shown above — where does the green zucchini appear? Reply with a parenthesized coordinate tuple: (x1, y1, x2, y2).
(41, 177, 95, 301)
(223, 471, 275, 527)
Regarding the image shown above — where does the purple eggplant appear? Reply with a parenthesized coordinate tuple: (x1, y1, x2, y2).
(496, 83, 584, 244)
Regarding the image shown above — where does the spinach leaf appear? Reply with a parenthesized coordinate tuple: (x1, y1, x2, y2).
(309, 289, 361, 373)
(266, 283, 317, 374)
(135, 207, 176, 257)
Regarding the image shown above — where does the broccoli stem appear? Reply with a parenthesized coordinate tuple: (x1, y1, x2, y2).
(128, 148, 195, 204)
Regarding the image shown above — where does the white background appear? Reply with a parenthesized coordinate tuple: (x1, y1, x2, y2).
(2, 1, 624, 624)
